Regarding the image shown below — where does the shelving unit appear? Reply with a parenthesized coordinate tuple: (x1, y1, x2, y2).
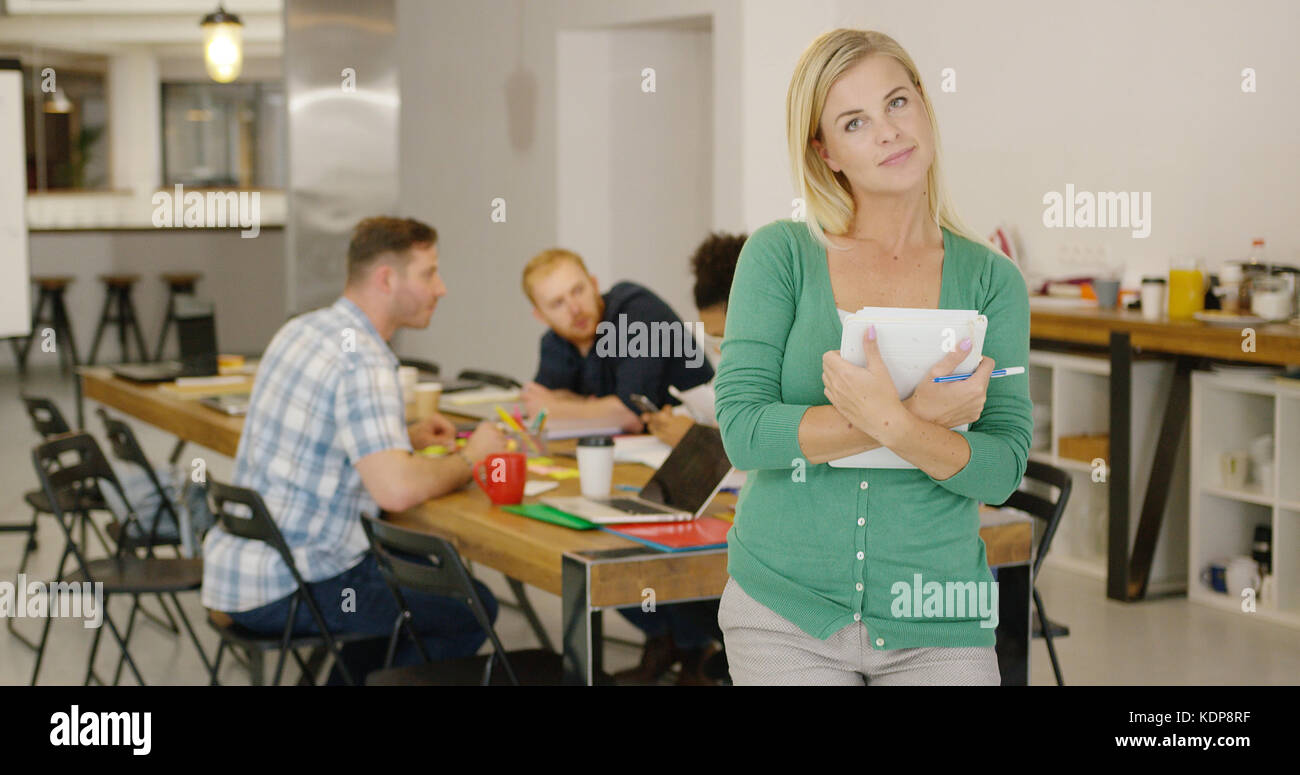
(1189, 371, 1300, 627)
(1027, 349, 1189, 594)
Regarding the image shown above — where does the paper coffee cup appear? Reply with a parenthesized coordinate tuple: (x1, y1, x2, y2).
(414, 382, 442, 419)
(576, 436, 615, 499)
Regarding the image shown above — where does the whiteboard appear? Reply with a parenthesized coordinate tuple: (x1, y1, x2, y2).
(0, 62, 30, 339)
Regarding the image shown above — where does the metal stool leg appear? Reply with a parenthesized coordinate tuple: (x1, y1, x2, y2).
(122, 288, 149, 363)
(87, 287, 114, 365)
(51, 290, 80, 373)
(154, 289, 176, 361)
(16, 289, 50, 370)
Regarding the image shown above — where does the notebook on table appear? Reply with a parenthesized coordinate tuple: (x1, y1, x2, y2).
(831, 306, 988, 469)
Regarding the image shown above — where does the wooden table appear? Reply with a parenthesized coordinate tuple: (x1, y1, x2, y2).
(1031, 304, 1300, 602)
(78, 367, 1035, 685)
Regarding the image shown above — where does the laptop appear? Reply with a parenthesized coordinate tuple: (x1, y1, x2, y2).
(541, 424, 733, 524)
(112, 296, 218, 382)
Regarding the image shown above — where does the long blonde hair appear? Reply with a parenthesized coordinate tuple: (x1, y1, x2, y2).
(787, 29, 993, 254)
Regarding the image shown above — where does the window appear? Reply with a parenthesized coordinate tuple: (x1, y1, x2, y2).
(161, 81, 285, 188)
(22, 64, 109, 191)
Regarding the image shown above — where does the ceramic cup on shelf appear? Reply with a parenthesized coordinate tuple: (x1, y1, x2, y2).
(1225, 556, 1261, 598)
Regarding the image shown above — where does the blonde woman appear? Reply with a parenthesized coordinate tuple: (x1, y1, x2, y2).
(713, 29, 1032, 685)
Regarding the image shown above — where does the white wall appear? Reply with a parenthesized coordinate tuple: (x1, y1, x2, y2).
(557, 24, 714, 319)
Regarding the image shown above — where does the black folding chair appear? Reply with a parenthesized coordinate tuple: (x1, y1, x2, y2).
(360, 514, 567, 686)
(398, 357, 440, 377)
(97, 408, 198, 680)
(990, 459, 1073, 686)
(204, 480, 370, 686)
(29, 433, 210, 686)
(456, 369, 522, 390)
(6, 396, 113, 651)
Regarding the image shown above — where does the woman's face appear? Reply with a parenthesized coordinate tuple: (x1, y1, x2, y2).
(812, 54, 934, 201)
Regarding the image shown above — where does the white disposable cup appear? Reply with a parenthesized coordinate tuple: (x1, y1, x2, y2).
(413, 382, 442, 419)
(1141, 282, 1165, 321)
(576, 442, 615, 499)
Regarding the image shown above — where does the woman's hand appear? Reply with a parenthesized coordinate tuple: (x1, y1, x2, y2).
(821, 325, 910, 444)
(641, 407, 694, 446)
(904, 339, 995, 429)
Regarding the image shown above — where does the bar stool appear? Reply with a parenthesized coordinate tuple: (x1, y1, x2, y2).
(16, 275, 80, 374)
(154, 272, 202, 361)
(88, 274, 150, 365)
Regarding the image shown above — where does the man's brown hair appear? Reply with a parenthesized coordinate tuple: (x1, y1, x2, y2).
(521, 248, 588, 305)
(347, 216, 438, 284)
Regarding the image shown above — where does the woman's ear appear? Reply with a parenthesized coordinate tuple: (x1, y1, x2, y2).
(812, 138, 841, 173)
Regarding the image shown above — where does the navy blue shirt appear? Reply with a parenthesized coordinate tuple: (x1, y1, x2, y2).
(534, 282, 714, 413)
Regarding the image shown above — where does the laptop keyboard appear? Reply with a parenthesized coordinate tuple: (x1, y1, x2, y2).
(605, 498, 670, 515)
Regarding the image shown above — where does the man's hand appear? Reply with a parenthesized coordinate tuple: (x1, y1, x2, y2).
(408, 412, 457, 449)
(520, 381, 555, 417)
(641, 407, 693, 446)
(462, 421, 509, 463)
(903, 337, 993, 429)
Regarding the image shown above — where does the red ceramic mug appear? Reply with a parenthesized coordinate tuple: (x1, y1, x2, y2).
(472, 452, 527, 506)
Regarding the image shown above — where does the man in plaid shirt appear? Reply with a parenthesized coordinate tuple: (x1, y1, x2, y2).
(202, 216, 507, 683)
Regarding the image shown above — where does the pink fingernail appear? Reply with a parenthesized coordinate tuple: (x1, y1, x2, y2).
(867, 324, 876, 341)
(960, 337, 971, 351)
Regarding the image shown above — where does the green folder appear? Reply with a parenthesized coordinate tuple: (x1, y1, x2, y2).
(500, 503, 597, 530)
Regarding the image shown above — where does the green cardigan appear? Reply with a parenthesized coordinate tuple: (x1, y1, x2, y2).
(714, 219, 1033, 649)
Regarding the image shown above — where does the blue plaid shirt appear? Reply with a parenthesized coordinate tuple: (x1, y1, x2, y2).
(201, 297, 411, 612)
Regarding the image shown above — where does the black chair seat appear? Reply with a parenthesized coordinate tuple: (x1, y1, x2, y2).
(105, 520, 182, 549)
(366, 649, 572, 686)
(206, 610, 374, 652)
(66, 556, 203, 594)
(24, 487, 108, 515)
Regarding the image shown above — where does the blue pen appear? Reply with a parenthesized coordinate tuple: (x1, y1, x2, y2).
(932, 366, 1025, 383)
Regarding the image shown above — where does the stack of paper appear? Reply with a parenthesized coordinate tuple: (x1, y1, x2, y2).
(832, 306, 988, 469)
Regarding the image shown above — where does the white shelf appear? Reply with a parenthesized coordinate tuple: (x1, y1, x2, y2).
(1028, 347, 1188, 591)
(1190, 370, 1299, 628)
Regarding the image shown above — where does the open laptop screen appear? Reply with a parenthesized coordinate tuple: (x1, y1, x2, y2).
(638, 424, 732, 513)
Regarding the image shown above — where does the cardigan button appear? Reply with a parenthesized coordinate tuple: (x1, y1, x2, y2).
(853, 613, 861, 622)
(876, 637, 885, 647)
(859, 481, 869, 490)
(856, 551, 864, 560)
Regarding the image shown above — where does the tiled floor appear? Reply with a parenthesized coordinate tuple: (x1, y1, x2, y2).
(1, 366, 1297, 685)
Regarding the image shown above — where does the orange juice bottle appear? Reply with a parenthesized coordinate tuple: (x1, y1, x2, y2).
(1168, 259, 1204, 320)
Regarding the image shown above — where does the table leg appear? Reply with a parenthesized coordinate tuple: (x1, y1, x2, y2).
(506, 576, 556, 653)
(1107, 332, 1132, 601)
(561, 553, 602, 685)
(995, 564, 1031, 686)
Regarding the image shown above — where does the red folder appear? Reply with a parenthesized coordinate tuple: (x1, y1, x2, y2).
(601, 516, 732, 552)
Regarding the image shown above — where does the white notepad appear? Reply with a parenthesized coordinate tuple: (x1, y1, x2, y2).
(830, 306, 987, 469)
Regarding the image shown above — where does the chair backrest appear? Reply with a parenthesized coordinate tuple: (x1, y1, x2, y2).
(360, 514, 512, 683)
(360, 515, 479, 601)
(21, 395, 71, 438)
(456, 369, 521, 390)
(31, 433, 136, 558)
(206, 480, 308, 586)
(990, 459, 1073, 581)
(399, 357, 440, 377)
(97, 408, 179, 545)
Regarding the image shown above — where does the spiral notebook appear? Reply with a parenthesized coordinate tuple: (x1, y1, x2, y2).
(830, 306, 988, 469)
